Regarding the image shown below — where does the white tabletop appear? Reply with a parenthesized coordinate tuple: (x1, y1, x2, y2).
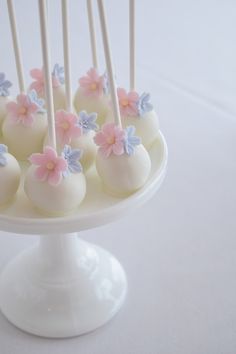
(0, 0, 235, 353)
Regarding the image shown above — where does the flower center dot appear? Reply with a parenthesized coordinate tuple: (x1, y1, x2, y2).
(121, 99, 129, 107)
(107, 136, 115, 144)
(46, 161, 55, 170)
(18, 107, 27, 115)
(61, 121, 70, 130)
(90, 83, 97, 91)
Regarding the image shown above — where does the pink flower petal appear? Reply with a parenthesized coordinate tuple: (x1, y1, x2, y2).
(55, 157, 68, 171)
(128, 91, 139, 102)
(34, 165, 48, 181)
(30, 68, 43, 80)
(48, 171, 62, 186)
(94, 131, 106, 146)
(43, 146, 58, 161)
(112, 141, 124, 155)
(117, 88, 127, 100)
(6, 101, 18, 115)
(100, 144, 113, 158)
(29, 152, 47, 165)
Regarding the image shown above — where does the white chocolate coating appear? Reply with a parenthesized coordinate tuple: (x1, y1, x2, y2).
(0, 96, 11, 132)
(28, 85, 66, 112)
(70, 131, 97, 171)
(74, 88, 109, 127)
(105, 110, 159, 149)
(24, 165, 87, 216)
(52, 85, 66, 112)
(0, 153, 21, 205)
(44, 130, 97, 171)
(96, 144, 151, 197)
(122, 110, 160, 149)
(2, 112, 48, 161)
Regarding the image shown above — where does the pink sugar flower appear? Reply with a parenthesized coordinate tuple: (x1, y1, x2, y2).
(29, 146, 68, 186)
(29, 68, 60, 95)
(6, 93, 38, 126)
(117, 88, 139, 117)
(94, 123, 125, 158)
(55, 110, 82, 145)
(79, 68, 104, 97)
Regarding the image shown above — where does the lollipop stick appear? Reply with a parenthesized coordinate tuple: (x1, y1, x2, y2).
(7, 0, 25, 93)
(97, 0, 122, 128)
(87, 0, 98, 69)
(129, 0, 135, 91)
(61, 0, 72, 112)
(38, 0, 56, 149)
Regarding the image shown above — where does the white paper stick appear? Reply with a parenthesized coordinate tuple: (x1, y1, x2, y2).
(97, 0, 122, 128)
(61, 0, 73, 112)
(38, 0, 56, 149)
(129, 0, 135, 91)
(7, 0, 25, 93)
(87, 0, 98, 68)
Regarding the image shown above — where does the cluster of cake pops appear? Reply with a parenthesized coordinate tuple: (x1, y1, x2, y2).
(0, 0, 160, 216)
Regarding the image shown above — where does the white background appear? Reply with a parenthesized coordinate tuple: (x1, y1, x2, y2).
(0, 0, 236, 353)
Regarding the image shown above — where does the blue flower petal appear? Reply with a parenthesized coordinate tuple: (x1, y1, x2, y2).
(124, 125, 141, 155)
(62, 145, 83, 176)
(78, 111, 98, 134)
(27, 90, 45, 113)
(52, 64, 65, 85)
(0, 73, 12, 97)
(0, 145, 8, 166)
(137, 92, 153, 117)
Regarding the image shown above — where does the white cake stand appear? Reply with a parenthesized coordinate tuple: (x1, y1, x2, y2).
(0, 131, 167, 338)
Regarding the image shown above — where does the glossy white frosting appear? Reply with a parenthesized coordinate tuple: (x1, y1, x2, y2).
(2, 112, 48, 161)
(0, 153, 21, 205)
(96, 144, 151, 196)
(24, 165, 87, 215)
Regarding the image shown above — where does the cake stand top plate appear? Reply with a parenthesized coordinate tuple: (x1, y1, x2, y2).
(0, 131, 167, 235)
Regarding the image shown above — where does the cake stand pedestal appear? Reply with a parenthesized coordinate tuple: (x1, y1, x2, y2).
(0, 233, 127, 337)
(0, 132, 167, 338)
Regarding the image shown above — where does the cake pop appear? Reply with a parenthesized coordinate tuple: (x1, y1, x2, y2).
(94, 122, 151, 196)
(74, 67, 109, 126)
(0, 73, 12, 132)
(24, 0, 87, 216)
(24, 145, 86, 215)
(0, 144, 21, 205)
(96, 0, 151, 196)
(117, 88, 159, 149)
(54, 109, 98, 170)
(112, 0, 159, 149)
(29, 64, 66, 112)
(2, 90, 48, 160)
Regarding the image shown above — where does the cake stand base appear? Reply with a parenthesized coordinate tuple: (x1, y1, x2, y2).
(0, 233, 127, 338)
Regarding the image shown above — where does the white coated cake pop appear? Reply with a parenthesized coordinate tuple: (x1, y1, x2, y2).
(0, 144, 21, 205)
(54, 109, 98, 171)
(94, 123, 151, 196)
(74, 68, 109, 126)
(29, 64, 66, 112)
(0, 73, 13, 132)
(116, 88, 159, 149)
(24, 145, 86, 215)
(2, 91, 48, 161)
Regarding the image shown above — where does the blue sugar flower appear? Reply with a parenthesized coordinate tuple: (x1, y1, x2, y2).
(27, 90, 45, 113)
(137, 92, 153, 117)
(52, 64, 65, 85)
(124, 126, 141, 155)
(0, 144, 8, 166)
(78, 111, 98, 134)
(62, 145, 83, 177)
(0, 73, 12, 97)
